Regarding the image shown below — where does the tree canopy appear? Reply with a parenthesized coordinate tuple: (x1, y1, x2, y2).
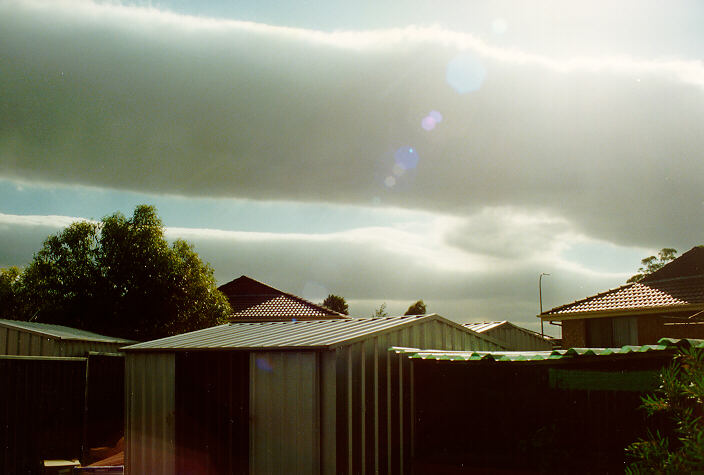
(0, 266, 22, 319)
(404, 299, 427, 315)
(373, 302, 388, 318)
(627, 248, 678, 283)
(322, 294, 348, 315)
(11, 205, 231, 341)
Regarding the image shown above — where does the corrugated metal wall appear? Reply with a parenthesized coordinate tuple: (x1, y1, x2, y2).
(250, 351, 319, 474)
(0, 327, 57, 355)
(125, 352, 175, 475)
(56, 340, 127, 356)
(0, 356, 87, 474)
(329, 319, 503, 474)
(175, 352, 249, 474)
(486, 326, 554, 351)
(0, 327, 126, 356)
(123, 319, 503, 474)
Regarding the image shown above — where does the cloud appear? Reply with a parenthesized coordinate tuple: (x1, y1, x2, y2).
(0, 208, 642, 335)
(2, 0, 703, 252)
(443, 207, 570, 260)
(0, 213, 80, 267)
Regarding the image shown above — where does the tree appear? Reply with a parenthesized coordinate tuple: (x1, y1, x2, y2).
(625, 345, 704, 473)
(628, 248, 678, 283)
(17, 205, 231, 341)
(0, 266, 22, 319)
(404, 299, 427, 315)
(373, 302, 388, 318)
(322, 294, 348, 315)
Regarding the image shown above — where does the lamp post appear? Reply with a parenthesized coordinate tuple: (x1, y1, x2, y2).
(539, 272, 551, 337)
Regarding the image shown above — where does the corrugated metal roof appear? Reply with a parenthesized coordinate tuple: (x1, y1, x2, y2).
(464, 321, 507, 333)
(123, 314, 483, 351)
(0, 319, 135, 344)
(464, 321, 549, 340)
(390, 338, 704, 362)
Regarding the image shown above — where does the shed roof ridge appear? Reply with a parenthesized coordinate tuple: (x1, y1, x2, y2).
(123, 314, 508, 351)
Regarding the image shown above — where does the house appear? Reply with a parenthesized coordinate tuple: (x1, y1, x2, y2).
(464, 321, 555, 350)
(392, 338, 703, 472)
(218, 275, 347, 321)
(122, 314, 506, 474)
(540, 247, 704, 348)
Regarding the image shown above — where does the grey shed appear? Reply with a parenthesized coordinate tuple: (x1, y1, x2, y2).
(122, 314, 506, 474)
(0, 318, 135, 356)
(464, 321, 555, 350)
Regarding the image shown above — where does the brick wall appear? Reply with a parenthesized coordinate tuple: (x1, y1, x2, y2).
(562, 319, 587, 348)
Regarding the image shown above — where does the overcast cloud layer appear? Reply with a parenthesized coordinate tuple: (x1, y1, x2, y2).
(0, 209, 643, 335)
(2, 0, 703, 251)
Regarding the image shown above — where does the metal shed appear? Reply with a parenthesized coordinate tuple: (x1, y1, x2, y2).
(464, 321, 555, 350)
(0, 318, 135, 356)
(122, 314, 506, 474)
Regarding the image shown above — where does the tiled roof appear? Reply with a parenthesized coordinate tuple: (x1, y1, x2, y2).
(542, 274, 704, 316)
(218, 276, 346, 321)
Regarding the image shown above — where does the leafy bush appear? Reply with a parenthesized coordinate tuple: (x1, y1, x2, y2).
(626, 344, 704, 473)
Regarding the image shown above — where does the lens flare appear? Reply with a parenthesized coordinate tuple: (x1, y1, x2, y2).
(422, 110, 443, 131)
(384, 176, 396, 188)
(446, 54, 487, 94)
(256, 356, 273, 372)
(394, 146, 419, 170)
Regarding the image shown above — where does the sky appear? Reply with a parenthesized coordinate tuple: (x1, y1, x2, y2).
(2, 0, 703, 336)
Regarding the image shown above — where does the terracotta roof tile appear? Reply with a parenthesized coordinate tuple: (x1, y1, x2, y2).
(543, 275, 704, 315)
(218, 276, 346, 321)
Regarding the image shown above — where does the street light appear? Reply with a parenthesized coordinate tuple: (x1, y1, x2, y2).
(539, 272, 551, 337)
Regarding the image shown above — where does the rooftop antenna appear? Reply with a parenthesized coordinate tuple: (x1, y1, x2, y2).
(539, 273, 551, 337)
